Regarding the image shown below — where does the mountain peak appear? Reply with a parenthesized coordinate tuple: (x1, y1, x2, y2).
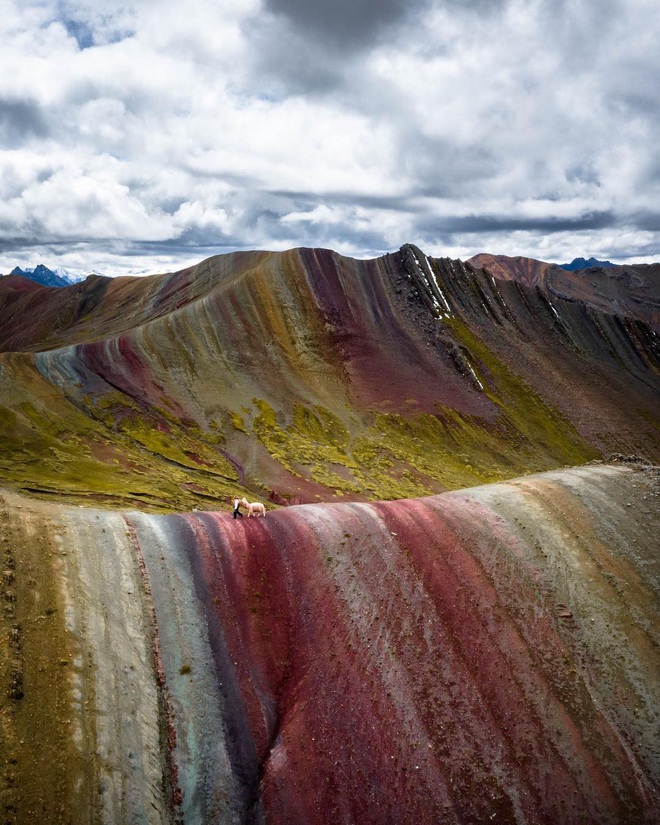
(559, 256, 617, 271)
(5, 264, 84, 287)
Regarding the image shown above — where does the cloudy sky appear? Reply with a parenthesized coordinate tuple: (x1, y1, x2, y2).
(0, 0, 658, 275)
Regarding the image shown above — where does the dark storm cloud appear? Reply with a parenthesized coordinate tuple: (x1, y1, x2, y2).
(0, 99, 49, 146)
(248, 0, 431, 95)
(565, 164, 601, 187)
(262, 0, 509, 51)
(419, 212, 617, 236)
(118, 239, 235, 256)
(447, 0, 507, 8)
(163, 225, 235, 247)
(244, 30, 344, 96)
(632, 211, 660, 233)
(404, 135, 499, 197)
(262, 0, 421, 50)
(0, 235, 44, 253)
(600, 239, 660, 261)
(609, 90, 660, 122)
(267, 189, 421, 214)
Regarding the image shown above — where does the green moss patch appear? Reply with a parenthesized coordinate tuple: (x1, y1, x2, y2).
(245, 375, 599, 501)
(445, 319, 599, 469)
(0, 363, 243, 512)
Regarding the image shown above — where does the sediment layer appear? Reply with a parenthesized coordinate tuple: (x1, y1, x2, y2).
(1, 247, 658, 509)
(1, 463, 658, 823)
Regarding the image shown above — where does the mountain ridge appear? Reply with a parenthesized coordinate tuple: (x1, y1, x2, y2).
(3, 245, 659, 351)
(1, 461, 657, 822)
(560, 255, 617, 270)
(6, 263, 87, 287)
(1, 243, 658, 510)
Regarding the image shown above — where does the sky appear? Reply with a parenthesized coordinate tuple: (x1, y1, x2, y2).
(0, 0, 658, 276)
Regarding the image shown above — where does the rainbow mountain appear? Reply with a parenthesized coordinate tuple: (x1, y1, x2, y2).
(0, 245, 658, 823)
(1, 245, 658, 509)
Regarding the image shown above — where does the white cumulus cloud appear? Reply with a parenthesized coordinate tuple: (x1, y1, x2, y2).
(0, 0, 658, 275)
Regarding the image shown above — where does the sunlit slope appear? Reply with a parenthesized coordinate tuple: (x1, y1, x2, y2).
(1, 463, 658, 823)
(1, 245, 658, 509)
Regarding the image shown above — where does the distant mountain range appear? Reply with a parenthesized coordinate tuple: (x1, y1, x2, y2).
(559, 256, 617, 271)
(4, 264, 87, 287)
(1, 256, 624, 289)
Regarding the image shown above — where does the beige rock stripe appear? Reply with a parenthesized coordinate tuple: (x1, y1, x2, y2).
(60, 507, 169, 824)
